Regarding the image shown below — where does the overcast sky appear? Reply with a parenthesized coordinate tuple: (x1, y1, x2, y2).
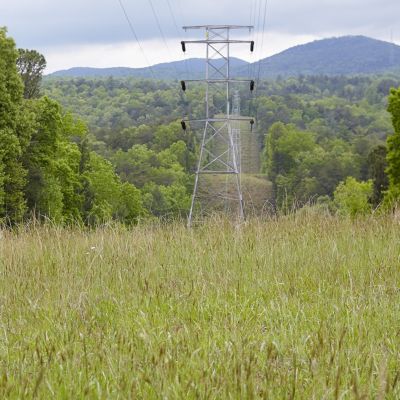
(1, 0, 399, 73)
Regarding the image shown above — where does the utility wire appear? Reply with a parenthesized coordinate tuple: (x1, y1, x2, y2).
(255, 0, 263, 59)
(174, 0, 193, 122)
(252, 0, 258, 77)
(256, 0, 268, 86)
(253, 0, 269, 118)
(247, 0, 255, 81)
(165, 0, 190, 78)
(117, 0, 156, 78)
(165, 0, 181, 36)
(176, 0, 193, 74)
(248, 0, 260, 118)
(250, 0, 262, 81)
(147, 0, 179, 77)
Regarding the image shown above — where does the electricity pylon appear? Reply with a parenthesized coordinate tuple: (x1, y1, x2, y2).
(180, 25, 255, 227)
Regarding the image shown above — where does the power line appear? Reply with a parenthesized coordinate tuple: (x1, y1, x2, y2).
(247, 0, 268, 134)
(176, 0, 186, 30)
(256, 0, 269, 86)
(251, 0, 268, 110)
(165, 0, 181, 36)
(117, 0, 156, 78)
(248, 0, 262, 119)
(165, 0, 190, 78)
(255, 0, 263, 58)
(147, 0, 179, 77)
(249, 0, 254, 29)
(173, 0, 193, 121)
(248, 0, 257, 80)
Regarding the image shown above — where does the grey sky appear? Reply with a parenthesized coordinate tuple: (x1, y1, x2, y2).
(1, 0, 399, 72)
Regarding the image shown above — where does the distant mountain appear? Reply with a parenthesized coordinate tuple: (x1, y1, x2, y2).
(252, 36, 400, 77)
(48, 36, 400, 79)
(49, 57, 248, 79)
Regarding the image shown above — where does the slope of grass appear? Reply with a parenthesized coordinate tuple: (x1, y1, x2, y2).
(195, 115, 271, 216)
(1, 215, 400, 398)
(238, 118, 260, 175)
(196, 175, 272, 217)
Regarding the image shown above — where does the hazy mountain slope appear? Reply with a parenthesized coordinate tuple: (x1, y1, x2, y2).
(48, 36, 400, 79)
(252, 36, 400, 77)
(49, 57, 249, 79)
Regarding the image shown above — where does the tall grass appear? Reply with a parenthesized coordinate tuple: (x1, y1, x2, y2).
(0, 214, 400, 398)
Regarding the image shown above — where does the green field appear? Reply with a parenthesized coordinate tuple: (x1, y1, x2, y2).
(1, 214, 400, 398)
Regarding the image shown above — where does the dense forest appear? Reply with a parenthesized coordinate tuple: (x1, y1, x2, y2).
(2, 27, 400, 224)
(43, 72, 400, 215)
(0, 28, 144, 224)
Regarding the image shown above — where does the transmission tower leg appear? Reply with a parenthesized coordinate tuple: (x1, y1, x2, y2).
(187, 123, 208, 227)
(228, 123, 245, 221)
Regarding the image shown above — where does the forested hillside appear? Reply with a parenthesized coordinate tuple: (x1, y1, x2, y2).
(43, 73, 400, 214)
(251, 36, 400, 77)
(3, 25, 400, 223)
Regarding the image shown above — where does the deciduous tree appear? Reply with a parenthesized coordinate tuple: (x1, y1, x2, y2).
(17, 49, 46, 99)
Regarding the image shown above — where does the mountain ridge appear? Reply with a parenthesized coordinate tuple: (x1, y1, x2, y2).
(48, 35, 400, 79)
(48, 57, 248, 79)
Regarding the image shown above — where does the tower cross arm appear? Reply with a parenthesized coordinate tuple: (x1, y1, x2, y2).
(182, 40, 253, 45)
(183, 79, 253, 83)
(182, 117, 254, 123)
(183, 25, 253, 30)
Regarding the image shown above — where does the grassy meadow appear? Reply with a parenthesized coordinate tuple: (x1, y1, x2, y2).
(1, 214, 400, 398)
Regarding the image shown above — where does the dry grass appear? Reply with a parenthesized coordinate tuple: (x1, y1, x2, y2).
(1, 214, 400, 398)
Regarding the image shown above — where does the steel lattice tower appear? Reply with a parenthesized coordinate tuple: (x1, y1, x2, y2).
(180, 25, 255, 227)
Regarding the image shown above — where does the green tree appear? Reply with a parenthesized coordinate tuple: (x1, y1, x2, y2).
(0, 28, 27, 222)
(386, 87, 400, 205)
(84, 152, 144, 224)
(334, 177, 373, 216)
(17, 49, 46, 99)
(367, 145, 388, 207)
(23, 97, 65, 221)
(264, 122, 318, 208)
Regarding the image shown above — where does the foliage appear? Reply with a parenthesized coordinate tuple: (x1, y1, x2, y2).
(42, 72, 398, 215)
(84, 152, 144, 224)
(386, 87, 400, 206)
(0, 27, 26, 222)
(112, 140, 192, 217)
(367, 145, 388, 206)
(17, 49, 46, 99)
(2, 25, 399, 219)
(333, 177, 373, 216)
(264, 123, 360, 210)
(0, 28, 143, 224)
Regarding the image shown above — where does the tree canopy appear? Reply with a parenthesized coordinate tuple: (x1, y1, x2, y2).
(2, 27, 400, 222)
(17, 49, 46, 99)
(0, 28, 144, 225)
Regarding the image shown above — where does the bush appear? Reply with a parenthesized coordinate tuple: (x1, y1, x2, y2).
(334, 177, 373, 216)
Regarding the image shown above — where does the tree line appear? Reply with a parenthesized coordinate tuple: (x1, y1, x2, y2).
(0, 28, 145, 225)
(43, 68, 400, 217)
(3, 26, 400, 223)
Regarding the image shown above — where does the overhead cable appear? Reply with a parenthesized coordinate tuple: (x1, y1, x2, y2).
(117, 0, 156, 78)
(147, 0, 179, 77)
